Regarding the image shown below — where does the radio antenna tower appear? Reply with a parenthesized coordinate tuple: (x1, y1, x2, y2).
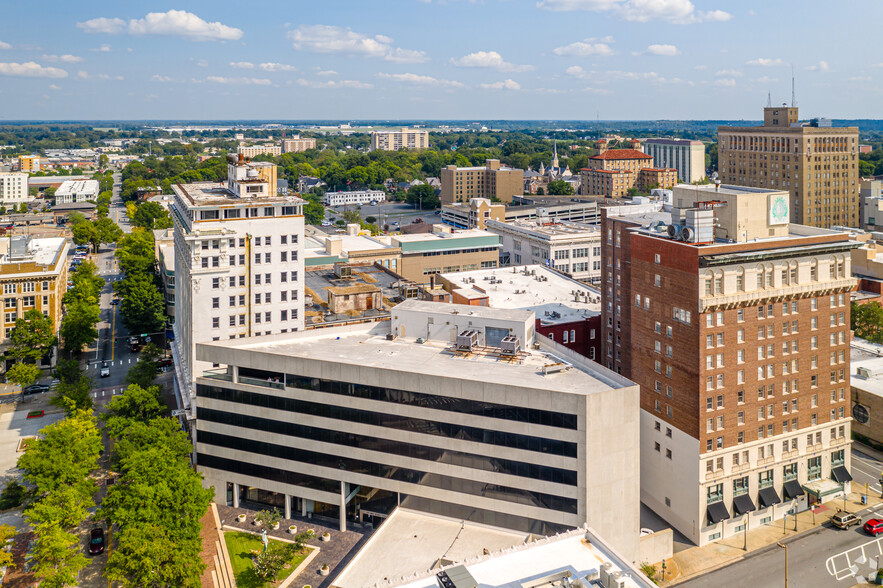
(791, 65, 797, 107)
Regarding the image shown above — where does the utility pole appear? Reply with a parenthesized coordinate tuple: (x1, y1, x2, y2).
(777, 542, 788, 588)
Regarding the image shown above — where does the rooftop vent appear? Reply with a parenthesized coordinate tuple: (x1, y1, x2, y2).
(500, 335, 520, 356)
(436, 566, 477, 588)
(456, 330, 479, 352)
(334, 263, 353, 278)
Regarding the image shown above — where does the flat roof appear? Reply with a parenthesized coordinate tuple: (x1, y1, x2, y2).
(439, 265, 600, 324)
(677, 183, 786, 197)
(333, 508, 529, 588)
(0, 236, 65, 267)
(173, 182, 304, 207)
(384, 525, 651, 588)
(852, 356, 883, 398)
(56, 179, 99, 195)
(487, 219, 600, 239)
(304, 264, 400, 325)
(391, 228, 493, 243)
(642, 138, 704, 146)
(198, 321, 629, 394)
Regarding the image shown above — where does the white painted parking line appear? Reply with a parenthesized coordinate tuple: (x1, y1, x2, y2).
(827, 536, 883, 581)
(101, 390, 105, 397)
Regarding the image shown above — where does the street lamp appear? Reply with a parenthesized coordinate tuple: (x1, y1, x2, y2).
(777, 542, 788, 588)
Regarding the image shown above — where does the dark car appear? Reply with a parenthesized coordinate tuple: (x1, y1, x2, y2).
(157, 358, 173, 367)
(111, 298, 120, 305)
(23, 384, 50, 395)
(865, 518, 883, 535)
(89, 527, 104, 555)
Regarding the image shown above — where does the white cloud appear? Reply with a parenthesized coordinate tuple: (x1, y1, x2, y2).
(90, 44, 112, 53)
(288, 25, 425, 63)
(0, 62, 67, 78)
(747, 57, 785, 67)
(296, 78, 373, 89)
(715, 69, 742, 77)
(76, 71, 124, 81)
(48, 84, 61, 90)
(229, 61, 254, 69)
(77, 17, 126, 34)
(553, 39, 615, 57)
(316, 69, 337, 76)
(206, 76, 271, 85)
(259, 62, 297, 72)
(714, 78, 736, 87)
(480, 79, 521, 90)
(645, 44, 679, 56)
(42, 54, 84, 63)
(78, 10, 243, 41)
(451, 50, 532, 72)
(151, 74, 174, 82)
(538, 0, 731, 24)
(195, 59, 208, 67)
(566, 65, 588, 78)
(755, 76, 778, 83)
(805, 61, 829, 72)
(0, 41, 12, 50)
(377, 72, 464, 88)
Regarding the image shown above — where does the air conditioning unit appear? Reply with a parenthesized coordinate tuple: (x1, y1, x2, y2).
(857, 367, 874, 379)
(599, 562, 613, 587)
(500, 335, 520, 355)
(607, 572, 627, 588)
(456, 330, 479, 352)
(667, 224, 683, 240)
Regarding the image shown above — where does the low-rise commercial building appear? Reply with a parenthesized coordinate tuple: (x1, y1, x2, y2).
(485, 218, 602, 284)
(323, 189, 386, 207)
(642, 138, 707, 183)
(55, 179, 99, 204)
(850, 353, 883, 449)
(860, 179, 883, 231)
(391, 226, 499, 285)
(194, 300, 641, 559)
(442, 196, 602, 230)
(0, 173, 30, 206)
(440, 160, 524, 205)
(18, 156, 39, 173)
(370, 128, 429, 151)
(0, 236, 68, 357)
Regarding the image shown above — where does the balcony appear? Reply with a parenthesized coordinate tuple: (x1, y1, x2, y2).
(239, 375, 284, 390)
(202, 368, 233, 383)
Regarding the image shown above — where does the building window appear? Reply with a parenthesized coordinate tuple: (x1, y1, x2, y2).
(212, 278, 220, 289)
(707, 483, 723, 504)
(211, 317, 219, 328)
(807, 456, 822, 481)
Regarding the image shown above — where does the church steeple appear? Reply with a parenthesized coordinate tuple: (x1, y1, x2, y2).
(539, 161, 545, 175)
(551, 140, 559, 170)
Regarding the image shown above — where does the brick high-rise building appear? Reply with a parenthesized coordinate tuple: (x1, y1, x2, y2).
(602, 183, 858, 547)
(580, 149, 677, 198)
(440, 160, 524, 204)
(718, 106, 860, 228)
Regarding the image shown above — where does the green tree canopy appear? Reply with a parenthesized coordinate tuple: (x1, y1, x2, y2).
(124, 343, 161, 389)
(405, 183, 439, 210)
(7, 362, 41, 389)
(95, 217, 123, 245)
(547, 179, 575, 196)
(131, 202, 173, 230)
(60, 297, 100, 354)
(8, 309, 57, 363)
(852, 301, 883, 343)
(117, 273, 165, 335)
(116, 229, 156, 276)
(70, 222, 99, 253)
(103, 384, 165, 440)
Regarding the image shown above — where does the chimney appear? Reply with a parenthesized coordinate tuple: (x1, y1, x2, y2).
(238, 153, 244, 163)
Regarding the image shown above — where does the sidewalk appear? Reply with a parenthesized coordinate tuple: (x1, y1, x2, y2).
(662, 489, 883, 585)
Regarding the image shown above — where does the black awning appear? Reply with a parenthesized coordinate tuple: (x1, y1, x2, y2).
(707, 501, 731, 525)
(733, 494, 756, 516)
(832, 466, 853, 483)
(758, 487, 781, 509)
(783, 480, 804, 500)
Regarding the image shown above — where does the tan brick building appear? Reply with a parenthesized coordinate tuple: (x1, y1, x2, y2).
(602, 184, 858, 547)
(370, 128, 429, 151)
(718, 107, 860, 228)
(440, 160, 524, 204)
(580, 149, 677, 198)
(0, 236, 68, 352)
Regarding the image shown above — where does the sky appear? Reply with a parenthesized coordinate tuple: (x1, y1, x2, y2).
(0, 0, 879, 121)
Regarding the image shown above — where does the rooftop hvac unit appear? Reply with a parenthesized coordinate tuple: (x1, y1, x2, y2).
(599, 562, 613, 587)
(436, 566, 477, 588)
(607, 572, 626, 588)
(666, 224, 683, 239)
(500, 335, 520, 355)
(684, 209, 715, 243)
(334, 263, 353, 278)
(857, 366, 877, 379)
(456, 330, 479, 352)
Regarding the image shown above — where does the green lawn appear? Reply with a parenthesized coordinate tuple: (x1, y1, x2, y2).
(224, 531, 309, 588)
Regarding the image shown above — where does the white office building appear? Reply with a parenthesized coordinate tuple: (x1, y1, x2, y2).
(642, 139, 706, 184)
(55, 179, 99, 204)
(0, 173, 30, 206)
(194, 300, 641, 560)
(324, 189, 386, 207)
(485, 219, 603, 284)
(171, 155, 305, 418)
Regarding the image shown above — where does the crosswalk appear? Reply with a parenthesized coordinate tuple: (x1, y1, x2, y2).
(85, 358, 133, 369)
(91, 388, 124, 398)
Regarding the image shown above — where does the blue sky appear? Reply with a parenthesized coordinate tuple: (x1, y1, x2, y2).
(0, 0, 878, 120)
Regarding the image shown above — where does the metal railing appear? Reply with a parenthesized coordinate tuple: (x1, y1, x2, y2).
(239, 375, 284, 390)
(202, 369, 233, 382)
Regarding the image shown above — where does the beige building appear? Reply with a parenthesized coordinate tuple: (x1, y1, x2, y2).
(643, 139, 707, 183)
(850, 355, 883, 449)
(860, 179, 883, 230)
(281, 136, 316, 153)
(580, 149, 677, 199)
(391, 226, 500, 285)
(718, 107, 860, 228)
(0, 236, 68, 351)
(370, 128, 429, 151)
(0, 173, 31, 206)
(236, 144, 282, 158)
(440, 160, 524, 205)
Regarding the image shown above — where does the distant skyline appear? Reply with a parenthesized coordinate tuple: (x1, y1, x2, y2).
(0, 1, 879, 120)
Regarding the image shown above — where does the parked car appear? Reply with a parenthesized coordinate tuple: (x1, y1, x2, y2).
(157, 358, 173, 368)
(864, 518, 883, 535)
(89, 528, 104, 555)
(100, 362, 110, 378)
(23, 384, 50, 395)
(832, 510, 862, 529)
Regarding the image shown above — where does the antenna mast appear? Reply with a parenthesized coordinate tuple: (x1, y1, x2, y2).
(791, 65, 796, 107)
(766, 92, 771, 107)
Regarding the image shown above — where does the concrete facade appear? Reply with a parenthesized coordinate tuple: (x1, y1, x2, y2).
(580, 149, 677, 199)
(860, 179, 883, 231)
(643, 138, 707, 183)
(0, 173, 30, 206)
(850, 356, 883, 448)
(390, 227, 500, 285)
(281, 137, 316, 153)
(718, 106, 860, 228)
(440, 160, 524, 204)
(55, 179, 99, 204)
(237, 144, 282, 158)
(323, 190, 386, 207)
(370, 128, 429, 151)
(193, 311, 642, 561)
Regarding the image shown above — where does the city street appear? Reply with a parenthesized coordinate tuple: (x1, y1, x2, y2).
(681, 449, 883, 588)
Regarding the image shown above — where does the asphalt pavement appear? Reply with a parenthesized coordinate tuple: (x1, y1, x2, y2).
(326, 202, 439, 230)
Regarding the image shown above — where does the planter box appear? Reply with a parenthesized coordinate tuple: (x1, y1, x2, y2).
(288, 526, 298, 534)
(236, 514, 247, 523)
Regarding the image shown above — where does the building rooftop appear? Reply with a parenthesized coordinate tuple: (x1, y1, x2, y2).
(158, 243, 174, 274)
(172, 181, 304, 208)
(371, 522, 652, 588)
(51, 202, 96, 211)
(584, 168, 630, 174)
(332, 508, 530, 588)
(55, 179, 99, 195)
(27, 175, 91, 186)
(390, 228, 493, 243)
(590, 149, 653, 161)
(0, 236, 65, 268)
(439, 265, 600, 325)
(642, 138, 704, 146)
(304, 264, 401, 326)
(851, 354, 883, 398)
(199, 320, 631, 394)
(487, 219, 600, 239)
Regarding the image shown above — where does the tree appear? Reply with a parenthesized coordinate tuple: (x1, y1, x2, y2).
(0, 480, 26, 509)
(50, 373, 93, 415)
(64, 261, 103, 304)
(26, 485, 92, 531)
(254, 508, 282, 529)
(253, 541, 297, 582)
(70, 222, 99, 253)
(118, 274, 165, 335)
(60, 297, 100, 354)
(131, 202, 172, 230)
(7, 362, 41, 389)
(95, 217, 123, 246)
(98, 154, 109, 168)
(105, 523, 204, 588)
(124, 343, 161, 389)
(0, 525, 15, 570)
(30, 524, 90, 588)
(405, 184, 439, 209)
(8, 309, 57, 363)
(547, 180, 575, 196)
(852, 301, 883, 343)
(116, 230, 156, 276)
(103, 384, 165, 439)
(304, 198, 325, 225)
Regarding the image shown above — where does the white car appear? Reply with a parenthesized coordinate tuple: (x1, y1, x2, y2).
(100, 362, 110, 378)
(321, 221, 333, 227)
